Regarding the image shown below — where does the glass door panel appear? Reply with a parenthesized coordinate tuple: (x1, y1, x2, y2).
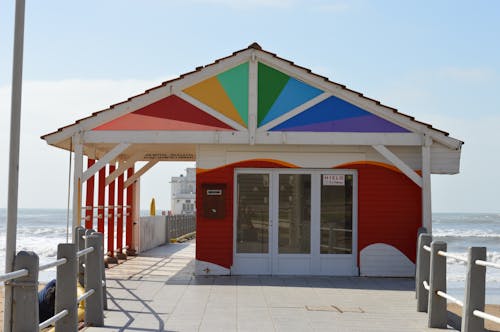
(320, 174, 353, 254)
(278, 174, 311, 254)
(236, 173, 269, 254)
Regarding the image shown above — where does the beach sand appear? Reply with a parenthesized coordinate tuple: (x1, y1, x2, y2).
(448, 303, 500, 331)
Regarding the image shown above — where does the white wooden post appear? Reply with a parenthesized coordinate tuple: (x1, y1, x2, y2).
(422, 135, 432, 233)
(248, 50, 257, 145)
(72, 135, 84, 231)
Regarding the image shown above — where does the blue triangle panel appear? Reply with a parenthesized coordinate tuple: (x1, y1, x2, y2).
(270, 96, 410, 133)
(259, 78, 323, 126)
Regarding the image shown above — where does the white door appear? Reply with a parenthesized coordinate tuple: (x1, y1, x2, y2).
(232, 169, 357, 275)
(232, 170, 272, 274)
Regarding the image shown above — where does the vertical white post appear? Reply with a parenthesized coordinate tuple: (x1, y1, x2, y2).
(422, 135, 432, 233)
(4, 1, 26, 331)
(72, 135, 84, 232)
(248, 51, 258, 145)
(133, 178, 141, 252)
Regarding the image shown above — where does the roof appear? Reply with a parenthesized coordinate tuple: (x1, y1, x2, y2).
(41, 43, 464, 159)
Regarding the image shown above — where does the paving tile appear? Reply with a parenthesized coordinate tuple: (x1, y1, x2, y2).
(85, 241, 455, 332)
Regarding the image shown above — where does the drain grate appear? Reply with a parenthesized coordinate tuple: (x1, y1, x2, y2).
(305, 305, 341, 312)
(305, 305, 365, 313)
(334, 305, 365, 313)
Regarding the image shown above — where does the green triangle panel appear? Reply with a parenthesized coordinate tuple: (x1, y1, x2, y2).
(259, 78, 323, 126)
(217, 62, 249, 126)
(258, 63, 290, 124)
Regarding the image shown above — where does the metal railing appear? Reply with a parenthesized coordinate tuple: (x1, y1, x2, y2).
(0, 227, 106, 331)
(167, 214, 196, 240)
(416, 232, 500, 331)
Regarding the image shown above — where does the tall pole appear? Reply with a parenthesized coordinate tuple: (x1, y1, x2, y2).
(4, 1, 26, 331)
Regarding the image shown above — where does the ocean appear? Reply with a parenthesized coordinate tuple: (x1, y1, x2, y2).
(0, 209, 499, 303)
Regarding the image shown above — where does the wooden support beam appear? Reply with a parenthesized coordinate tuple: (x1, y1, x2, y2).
(372, 144, 423, 187)
(81, 143, 130, 182)
(176, 91, 247, 132)
(248, 51, 257, 145)
(257, 92, 331, 132)
(72, 136, 84, 230)
(124, 161, 158, 189)
(105, 153, 141, 186)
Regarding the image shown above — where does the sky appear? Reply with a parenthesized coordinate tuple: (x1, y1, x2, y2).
(0, 0, 499, 212)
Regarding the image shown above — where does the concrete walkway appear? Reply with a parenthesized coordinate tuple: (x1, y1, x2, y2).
(85, 241, 454, 332)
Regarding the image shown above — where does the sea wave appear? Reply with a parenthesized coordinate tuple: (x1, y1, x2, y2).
(433, 213, 500, 224)
(444, 251, 500, 266)
(7, 227, 69, 239)
(433, 229, 500, 238)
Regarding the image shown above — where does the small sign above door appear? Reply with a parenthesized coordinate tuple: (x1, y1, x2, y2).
(323, 174, 345, 186)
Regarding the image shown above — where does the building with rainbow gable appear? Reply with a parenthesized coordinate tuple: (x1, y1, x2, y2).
(42, 43, 463, 277)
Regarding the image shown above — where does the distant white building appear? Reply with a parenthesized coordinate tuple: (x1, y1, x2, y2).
(170, 168, 196, 215)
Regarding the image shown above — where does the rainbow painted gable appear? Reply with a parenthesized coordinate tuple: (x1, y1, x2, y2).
(257, 63, 324, 127)
(94, 95, 234, 131)
(270, 96, 410, 132)
(184, 62, 249, 127)
(92, 60, 411, 134)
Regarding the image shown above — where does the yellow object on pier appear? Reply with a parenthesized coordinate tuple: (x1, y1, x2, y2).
(150, 198, 156, 216)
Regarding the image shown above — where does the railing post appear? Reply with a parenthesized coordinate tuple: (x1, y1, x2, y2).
(428, 241, 447, 328)
(11, 251, 39, 332)
(74, 226, 86, 286)
(462, 246, 486, 332)
(55, 243, 77, 332)
(102, 250, 108, 311)
(85, 232, 104, 326)
(416, 233, 432, 312)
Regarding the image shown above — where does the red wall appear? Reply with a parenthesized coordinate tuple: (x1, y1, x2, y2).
(338, 162, 422, 263)
(196, 160, 422, 269)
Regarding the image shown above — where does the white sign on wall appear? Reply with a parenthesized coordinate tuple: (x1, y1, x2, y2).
(323, 174, 345, 186)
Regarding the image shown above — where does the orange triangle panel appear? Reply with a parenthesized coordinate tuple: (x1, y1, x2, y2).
(184, 77, 246, 127)
(94, 95, 235, 131)
(94, 113, 234, 131)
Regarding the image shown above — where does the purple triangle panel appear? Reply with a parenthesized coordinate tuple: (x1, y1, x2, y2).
(274, 114, 410, 132)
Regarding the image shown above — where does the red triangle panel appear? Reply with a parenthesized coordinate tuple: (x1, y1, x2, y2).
(94, 113, 234, 131)
(134, 95, 234, 129)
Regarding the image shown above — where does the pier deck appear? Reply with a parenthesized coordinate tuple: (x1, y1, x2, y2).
(85, 241, 453, 331)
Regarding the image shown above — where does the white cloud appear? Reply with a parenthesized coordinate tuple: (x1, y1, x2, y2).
(363, 71, 500, 212)
(418, 113, 500, 213)
(0, 78, 193, 210)
(185, 0, 352, 11)
(188, 0, 297, 9)
(439, 67, 495, 83)
(310, 2, 351, 13)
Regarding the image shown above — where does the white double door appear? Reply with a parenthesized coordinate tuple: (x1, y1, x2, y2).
(232, 168, 358, 275)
